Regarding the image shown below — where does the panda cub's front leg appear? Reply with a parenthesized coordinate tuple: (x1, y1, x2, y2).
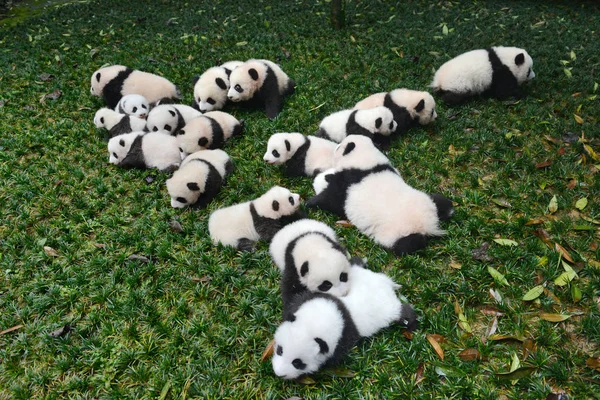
(236, 238, 256, 252)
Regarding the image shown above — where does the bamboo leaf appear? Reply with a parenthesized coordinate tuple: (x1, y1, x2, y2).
(488, 266, 509, 286)
(540, 313, 571, 322)
(496, 366, 537, 380)
(554, 272, 573, 287)
(548, 195, 558, 213)
(493, 238, 518, 247)
(523, 285, 544, 301)
(442, 24, 449, 35)
(571, 284, 582, 303)
(575, 198, 588, 211)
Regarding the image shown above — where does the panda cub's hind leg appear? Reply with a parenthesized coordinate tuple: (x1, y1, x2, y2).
(429, 193, 454, 221)
(440, 90, 471, 105)
(237, 238, 256, 252)
(391, 233, 428, 255)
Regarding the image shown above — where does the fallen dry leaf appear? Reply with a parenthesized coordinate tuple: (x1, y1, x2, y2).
(169, 219, 184, 233)
(402, 330, 414, 340)
(472, 242, 492, 262)
(414, 362, 425, 384)
(0, 324, 24, 335)
(128, 254, 149, 263)
(481, 306, 504, 317)
(522, 339, 536, 359)
(261, 339, 275, 362)
(458, 348, 481, 361)
(488, 334, 525, 343)
(567, 179, 577, 189)
(586, 357, 600, 371)
(190, 276, 211, 283)
(426, 334, 445, 360)
(533, 229, 553, 248)
(539, 313, 571, 322)
(93, 243, 107, 249)
(486, 316, 499, 338)
(335, 220, 353, 227)
(525, 219, 544, 226)
(43, 246, 59, 257)
(49, 324, 71, 338)
(555, 243, 574, 263)
(535, 161, 553, 169)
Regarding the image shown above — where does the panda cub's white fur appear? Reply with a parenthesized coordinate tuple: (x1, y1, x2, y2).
(263, 132, 336, 177)
(208, 186, 301, 251)
(166, 150, 232, 208)
(90, 65, 179, 109)
(115, 94, 150, 119)
(431, 46, 535, 103)
(269, 219, 353, 301)
(317, 106, 397, 143)
(193, 61, 244, 112)
(146, 104, 203, 135)
(177, 111, 243, 158)
(354, 89, 437, 133)
(94, 108, 147, 138)
(107, 131, 180, 171)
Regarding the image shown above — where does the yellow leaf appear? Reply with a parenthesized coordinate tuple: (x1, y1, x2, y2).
(539, 313, 571, 322)
(575, 198, 588, 211)
(574, 114, 584, 124)
(261, 339, 275, 362)
(584, 144, 599, 161)
(426, 334, 445, 360)
(548, 195, 558, 214)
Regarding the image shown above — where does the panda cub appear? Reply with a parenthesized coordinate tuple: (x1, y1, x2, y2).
(272, 266, 417, 380)
(263, 132, 336, 177)
(316, 106, 397, 144)
(192, 61, 244, 112)
(307, 135, 454, 255)
(94, 108, 147, 138)
(166, 150, 233, 209)
(354, 89, 437, 134)
(208, 186, 302, 251)
(176, 111, 244, 158)
(269, 219, 355, 306)
(115, 94, 150, 119)
(146, 104, 203, 135)
(431, 46, 535, 104)
(227, 59, 295, 119)
(107, 131, 181, 171)
(90, 65, 179, 109)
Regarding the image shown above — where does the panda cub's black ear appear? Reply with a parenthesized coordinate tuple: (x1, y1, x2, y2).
(119, 139, 125, 147)
(314, 337, 329, 354)
(192, 75, 200, 85)
(187, 182, 200, 191)
(248, 68, 259, 81)
(284, 140, 291, 152)
(415, 99, 425, 112)
(515, 53, 525, 66)
(272, 200, 279, 211)
(375, 117, 382, 129)
(343, 142, 355, 156)
(215, 78, 227, 90)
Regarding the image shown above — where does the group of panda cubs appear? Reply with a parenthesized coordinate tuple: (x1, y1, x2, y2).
(89, 46, 535, 380)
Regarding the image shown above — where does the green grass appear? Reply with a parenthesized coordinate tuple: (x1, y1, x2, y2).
(1, 0, 599, 398)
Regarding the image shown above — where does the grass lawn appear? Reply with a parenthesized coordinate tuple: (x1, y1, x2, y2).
(1, 0, 599, 398)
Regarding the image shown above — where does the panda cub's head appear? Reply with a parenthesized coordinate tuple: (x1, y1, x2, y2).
(146, 105, 179, 134)
(107, 132, 141, 164)
(194, 67, 230, 112)
(258, 186, 301, 219)
(93, 108, 113, 128)
(227, 60, 267, 102)
(176, 116, 214, 159)
(117, 94, 150, 119)
(263, 133, 300, 165)
(334, 135, 390, 171)
(90, 65, 127, 97)
(498, 47, 535, 84)
(390, 89, 438, 126)
(165, 158, 207, 208)
(272, 296, 344, 380)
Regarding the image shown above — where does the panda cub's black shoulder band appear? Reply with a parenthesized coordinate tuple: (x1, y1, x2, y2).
(109, 116, 133, 138)
(284, 136, 311, 177)
(119, 134, 146, 169)
(346, 110, 373, 138)
(185, 158, 225, 208)
(485, 48, 520, 99)
(204, 116, 225, 149)
(383, 93, 413, 133)
(103, 68, 134, 109)
(249, 202, 282, 242)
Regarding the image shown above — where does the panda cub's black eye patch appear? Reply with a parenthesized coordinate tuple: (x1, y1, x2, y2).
(132, 107, 137, 113)
(292, 358, 306, 370)
(272, 150, 280, 158)
(339, 272, 348, 282)
(207, 98, 216, 105)
(288, 196, 294, 205)
(176, 197, 187, 204)
(142, 104, 147, 109)
(164, 124, 172, 131)
(112, 152, 118, 158)
(318, 280, 332, 292)
(234, 84, 243, 93)
(100, 117, 105, 124)
(276, 345, 283, 356)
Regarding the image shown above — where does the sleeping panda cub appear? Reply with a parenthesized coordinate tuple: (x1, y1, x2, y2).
(166, 150, 233, 209)
(272, 266, 417, 380)
(307, 135, 454, 255)
(94, 108, 147, 138)
(192, 61, 243, 112)
(146, 104, 203, 135)
(107, 131, 181, 172)
(431, 46, 535, 104)
(208, 186, 302, 251)
(176, 111, 244, 158)
(227, 59, 295, 119)
(269, 219, 356, 306)
(263, 132, 337, 177)
(354, 89, 437, 135)
(115, 94, 150, 119)
(316, 106, 397, 145)
(90, 65, 179, 109)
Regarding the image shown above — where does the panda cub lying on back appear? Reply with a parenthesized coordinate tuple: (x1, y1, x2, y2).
(94, 108, 147, 138)
(146, 104, 203, 135)
(166, 150, 233, 209)
(272, 262, 417, 380)
(431, 46, 535, 104)
(208, 186, 303, 251)
(307, 135, 454, 255)
(227, 59, 295, 119)
(263, 133, 337, 177)
(115, 94, 150, 119)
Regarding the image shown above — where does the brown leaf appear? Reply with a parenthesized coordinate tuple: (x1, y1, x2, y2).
(261, 339, 275, 362)
(449, 261, 462, 269)
(488, 334, 525, 342)
(414, 362, 425, 384)
(40, 89, 62, 103)
(535, 160, 552, 168)
(169, 219, 184, 233)
(93, 243, 107, 249)
(426, 334, 444, 360)
(128, 254, 149, 263)
(543, 288, 562, 304)
(544, 135, 562, 145)
(43, 246, 59, 257)
(481, 306, 504, 317)
(586, 357, 600, 371)
(533, 229, 553, 248)
(458, 348, 481, 361)
(555, 243, 574, 263)
(0, 324, 24, 335)
(402, 330, 414, 340)
(49, 324, 71, 338)
(335, 220, 353, 227)
(525, 219, 544, 226)
(39, 73, 54, 81)
(567, 179, 577, 189)
(472, 242, 492, 262)
(522, 339, 536, 359)
(491, 198, 512, 208)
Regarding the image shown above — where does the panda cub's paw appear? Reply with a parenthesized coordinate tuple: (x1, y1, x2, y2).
(237, 238, 256, 252)
(399, 303, 418, 332)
